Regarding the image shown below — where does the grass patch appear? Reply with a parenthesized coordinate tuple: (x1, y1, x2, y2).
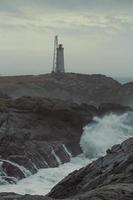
(0, 99, 11, 111)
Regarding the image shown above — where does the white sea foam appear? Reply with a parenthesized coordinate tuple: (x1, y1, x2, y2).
(51, 150, 62, 165)
(62, 144, 72, 159)
(0, 155, 91, 195)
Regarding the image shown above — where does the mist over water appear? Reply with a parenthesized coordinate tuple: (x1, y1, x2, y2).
(0, 112, 133, 195)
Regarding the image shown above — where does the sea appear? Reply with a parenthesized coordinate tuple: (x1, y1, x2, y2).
(0, 112, 133, 195)
(114, 77, 133, 84)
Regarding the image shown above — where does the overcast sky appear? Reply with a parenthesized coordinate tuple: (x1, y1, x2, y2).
(0, 0, 133, 77)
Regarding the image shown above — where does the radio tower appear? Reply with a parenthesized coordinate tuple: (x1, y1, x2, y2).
(52, 35, 58, 73)
(52, 36, 65, 73)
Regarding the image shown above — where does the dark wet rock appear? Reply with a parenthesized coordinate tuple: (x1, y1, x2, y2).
(71, 184, 133, 200)
(0, 193, 52, 200)
(116, 82, 133, 107)
(47, 137, 133, 200)
(1, 160, 26, 180)
(98, 103, 132, 115)
(0, 97, 94, 181)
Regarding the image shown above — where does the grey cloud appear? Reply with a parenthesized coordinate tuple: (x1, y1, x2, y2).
(21, 0, 133, 9)
(0, 12, 133, 37)
(0, 1, 133, 38)
(0, 0, 20, 13)
(0, 0, 133, 12)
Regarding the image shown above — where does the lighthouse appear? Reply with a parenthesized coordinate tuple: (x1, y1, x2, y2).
(52, 36, 65, 73)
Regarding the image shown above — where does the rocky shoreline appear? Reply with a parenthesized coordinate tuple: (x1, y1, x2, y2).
(1, 137, 133, 199)
(0, 73, 132, 199)
(48, 137, 133, 199)
(0, 95, 131, 183)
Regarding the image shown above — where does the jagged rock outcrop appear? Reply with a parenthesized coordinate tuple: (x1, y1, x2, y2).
(47, 137, 133, 200)
(1, 137, 133, 199)
(0, 96, 94, 182)
(0, 96, 131, 183)
(98, 103, 132, 115)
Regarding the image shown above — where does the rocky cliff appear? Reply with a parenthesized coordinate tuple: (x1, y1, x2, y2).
(0, 95, 131, 183)
(0, 96, 94, 183)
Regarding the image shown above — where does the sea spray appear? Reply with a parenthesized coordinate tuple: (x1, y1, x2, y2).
(80, 112, 133, 158)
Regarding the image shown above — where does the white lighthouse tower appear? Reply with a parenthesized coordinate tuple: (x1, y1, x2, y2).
(52, 36, 65, 73)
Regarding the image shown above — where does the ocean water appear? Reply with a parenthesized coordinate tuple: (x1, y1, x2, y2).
(114, 77, 133, 84)
(0, 112, 133, 195)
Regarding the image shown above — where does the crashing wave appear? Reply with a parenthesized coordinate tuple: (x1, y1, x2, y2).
(80, 112, 133, 158)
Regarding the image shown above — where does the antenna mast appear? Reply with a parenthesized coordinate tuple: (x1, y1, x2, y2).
(52, 35, 58, 72)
